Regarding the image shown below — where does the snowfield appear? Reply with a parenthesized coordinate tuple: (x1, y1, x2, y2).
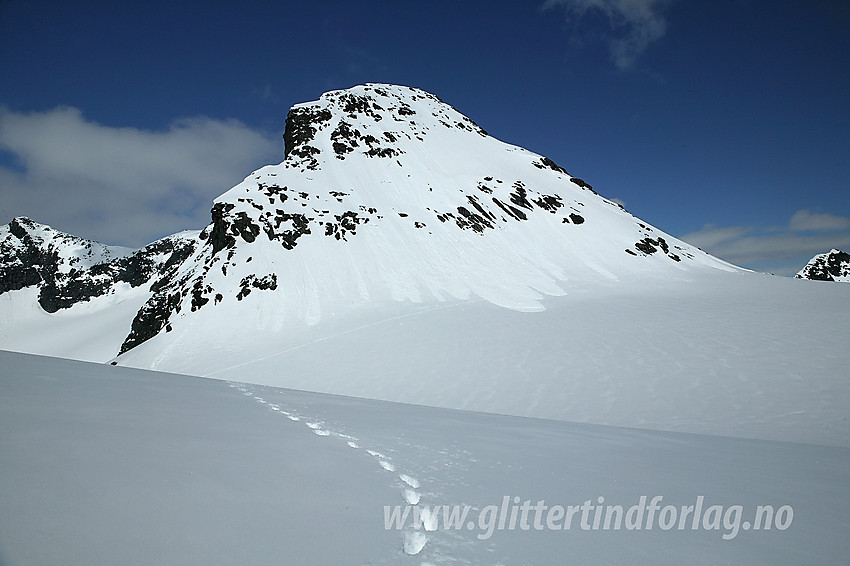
(115, 268, 850, 448)
(1, 350, 848, 565)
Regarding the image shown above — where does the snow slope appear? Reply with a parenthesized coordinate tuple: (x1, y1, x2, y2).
(1, 351, 848, 565)
(117, 267, 850, 448)
(0, 284, 151, 361)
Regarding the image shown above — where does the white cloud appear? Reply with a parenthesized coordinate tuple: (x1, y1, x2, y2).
(789, 209, 850, 232)
(680, 224, 754, 251)
(0, 107, 280, 247)
(544, 0, 672, 69)
(680, 210, 850, 275)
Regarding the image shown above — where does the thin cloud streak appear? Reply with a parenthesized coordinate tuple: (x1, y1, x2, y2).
(789, 209, 850, 233)
(544, 0, 673, 69)
(0, 107, 280, 247)
(680, 210, 850, 275)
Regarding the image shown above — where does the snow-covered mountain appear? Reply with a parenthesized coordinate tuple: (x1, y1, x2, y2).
(0, 84, 731, 357)
(2, 84, 849, 446)
(0, 84, 729, 356)
(0, 216, 197, 314)
(796, 248, 850, 282)
(0, 216, 199, 360)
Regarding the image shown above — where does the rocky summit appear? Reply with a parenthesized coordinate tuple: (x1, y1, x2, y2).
(796, 249, 850, 282)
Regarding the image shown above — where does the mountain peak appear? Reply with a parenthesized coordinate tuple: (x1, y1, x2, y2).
(796, 249, 850, 282)
(282, 83, 488, 171)
(2, 84, 737, 358)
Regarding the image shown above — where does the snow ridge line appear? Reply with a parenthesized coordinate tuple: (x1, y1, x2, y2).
(227, 381, 431, 557)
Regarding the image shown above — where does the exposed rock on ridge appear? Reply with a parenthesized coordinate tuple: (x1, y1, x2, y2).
(796, 249, 850, 282)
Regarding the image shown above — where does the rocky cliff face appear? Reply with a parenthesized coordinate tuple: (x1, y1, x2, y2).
(796, 249, 850, 282)
(0, 216, 198, 353)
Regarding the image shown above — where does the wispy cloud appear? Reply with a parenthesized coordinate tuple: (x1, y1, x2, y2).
(0, 107, 280, 247)
(680, 210, 850, 275)
(788, 209, 850, 233)
(543, 0, 673, 69)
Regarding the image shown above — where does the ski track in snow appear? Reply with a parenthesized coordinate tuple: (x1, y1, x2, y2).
(228, 381, 429, 557)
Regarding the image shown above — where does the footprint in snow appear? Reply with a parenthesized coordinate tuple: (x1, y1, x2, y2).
(239, 386, 357, 441)
(403, 531, 428, 555)
(403, 488, 420, 505)
(399, 474, 420, 489)
(306, 421, 331, 436)
(231, 384, 432, 554)
(419, 507, 439, 532)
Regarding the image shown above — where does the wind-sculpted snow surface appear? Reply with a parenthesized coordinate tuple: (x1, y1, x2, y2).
(118, 268, 850, 448)
(1, 352, 848, 565)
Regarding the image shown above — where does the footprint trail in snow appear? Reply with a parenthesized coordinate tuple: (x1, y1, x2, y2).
(229, 382, 429, 557)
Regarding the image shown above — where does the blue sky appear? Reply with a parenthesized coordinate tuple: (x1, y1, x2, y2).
(1, 0, 848, 275)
